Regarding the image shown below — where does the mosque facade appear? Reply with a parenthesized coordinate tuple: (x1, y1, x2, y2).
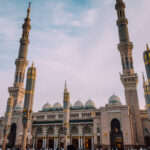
(0, 0, 150, 149)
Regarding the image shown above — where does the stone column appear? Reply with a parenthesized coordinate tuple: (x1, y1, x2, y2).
(32, 137, 35, 150)
(78, 138, 80, 149)
(56, 138, 58, 149)
(54, 138, 56, 149)
(92, 136, 94, 150)
(80, 138, 83, 149)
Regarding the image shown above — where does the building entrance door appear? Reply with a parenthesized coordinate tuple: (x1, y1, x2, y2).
(110, 119, 124, 150)
(72, 138, 78, 149)
(48, 138, 54, 149)
(37, 139, 43, 149)
(85, 137, 91, 150)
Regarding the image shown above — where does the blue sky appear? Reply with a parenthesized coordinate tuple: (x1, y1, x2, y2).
(0, 0, 150, 116)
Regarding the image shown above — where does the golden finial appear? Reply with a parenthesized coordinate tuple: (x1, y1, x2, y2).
(146, 43, 149, 51)
(142, 72, 145, 83)
(65, 80, 67, 90)
(27, 2, 31, 18)
(32, 62, 34, 67)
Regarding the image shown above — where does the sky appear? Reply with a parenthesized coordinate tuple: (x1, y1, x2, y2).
(0, 0, 150, 116)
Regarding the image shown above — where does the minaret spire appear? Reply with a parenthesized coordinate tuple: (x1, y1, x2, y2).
(143, 44, 150, 120)
(63, 81, 70, 150)
(142, 72, 150, 119)
(65, 80, 68, 91)
(8, 3, 32, 109)
(22, 63, 36, 150)
(115, 0, 144, 145)
(27, 2, 31, 18)
(146, 43, 149, 51)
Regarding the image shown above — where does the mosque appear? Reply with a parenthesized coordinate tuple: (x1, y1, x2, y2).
(0, 0, 150, 149)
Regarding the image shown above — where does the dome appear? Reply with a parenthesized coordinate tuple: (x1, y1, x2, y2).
(85, 99, 96, 109)
(53, 102, 62, 110)
(74, 100, 84, 109)
(14, 102, 23, 111)
(108, 95, 121, 105)
(42, 103, 52, 111)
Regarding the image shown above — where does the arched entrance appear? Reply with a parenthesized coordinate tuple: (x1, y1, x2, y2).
(71, 126, 78, 149)
(110, 118, 124, 150)
(83, 125, 92, 150)
(36, 127, 43, 149)
(47, 126, 54, 149)
(7, 123, 17, 148)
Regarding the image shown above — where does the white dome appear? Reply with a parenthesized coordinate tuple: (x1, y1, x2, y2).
(108, 95, 121, 105)
(74, 100, 84, 109)
(42, 103, 52, 111)
(85, 99, 96, 109)
(14, 102, 23, 111)
(53, 102, 62, 110)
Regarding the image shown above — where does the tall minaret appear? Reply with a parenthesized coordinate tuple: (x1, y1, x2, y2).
(2, 95, 14, 150)
(22, 63, 36, 150)
(115, 0, 144, 145)
(63, 81, 70, 150)
(143, 44, 150, 88)
(142, 72, 150, 119)
(8, 2, 31, 109)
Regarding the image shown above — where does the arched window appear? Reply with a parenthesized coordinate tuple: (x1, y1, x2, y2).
(120, 10, 122, 18)
(19, 72, 22, 82)
(71, 126, 78, 135)
(36, 127, 43, 136)
(58, 125, 64, 134)
(47, 126, 54, 135)
(15, 72, 18, 82)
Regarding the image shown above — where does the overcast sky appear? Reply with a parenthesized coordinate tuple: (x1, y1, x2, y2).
(0, 0, 150, 116)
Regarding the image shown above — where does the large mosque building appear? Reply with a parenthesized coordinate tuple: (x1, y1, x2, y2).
(0, 0, 150, 149)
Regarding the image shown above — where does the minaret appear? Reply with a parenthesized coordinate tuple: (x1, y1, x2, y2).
(115, 0, 144, 145)
(63, 81, 70, 150)
(143, 44, 150, 88)
(8, 2, 31, 109)
(2, 94, 14, 150)
(142, 72, 150, 119)
(22, 63, 36, 150)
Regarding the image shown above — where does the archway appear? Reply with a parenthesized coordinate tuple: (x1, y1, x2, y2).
(110, 118, 124, 150)
(83, 125, 92, 150)
(36, 127, 43, 149)
(47, 126, 54, 149)
(71, 126, 78, 149)
(7, 123, 17, 148)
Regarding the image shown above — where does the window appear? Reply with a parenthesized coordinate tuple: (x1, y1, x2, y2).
(37, 115, 45, 119)
(47, 115, 55, 119)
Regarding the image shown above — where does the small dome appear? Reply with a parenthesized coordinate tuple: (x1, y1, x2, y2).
(85, 99, 96, 109)
(14, 102, 23, 111)
(53, 102, 62, 110)
(109, 95, 121, 105)
(42, 103, 52, 111)
(74, 100, 84, 109)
